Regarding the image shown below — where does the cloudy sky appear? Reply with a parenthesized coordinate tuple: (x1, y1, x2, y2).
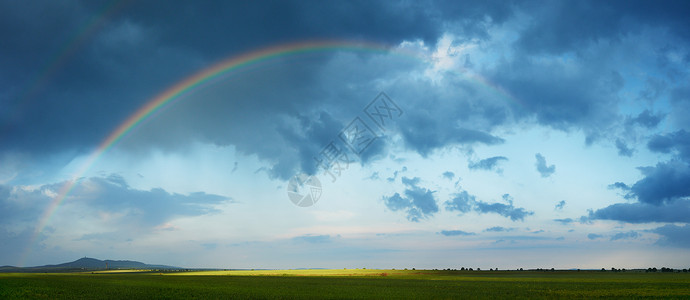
(2, 0, 690, 269)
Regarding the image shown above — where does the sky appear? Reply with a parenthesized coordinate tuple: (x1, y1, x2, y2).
(1, 0, 690, 269)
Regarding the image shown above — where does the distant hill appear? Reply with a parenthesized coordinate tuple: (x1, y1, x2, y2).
(0, 257, 181, 272)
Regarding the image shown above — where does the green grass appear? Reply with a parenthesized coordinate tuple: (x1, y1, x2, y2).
(1, 270, 689, 299)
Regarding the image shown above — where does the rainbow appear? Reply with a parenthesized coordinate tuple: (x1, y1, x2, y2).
(22, 39, 522, 266)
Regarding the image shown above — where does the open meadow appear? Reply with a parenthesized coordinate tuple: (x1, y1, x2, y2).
(1, 269, 689, 299)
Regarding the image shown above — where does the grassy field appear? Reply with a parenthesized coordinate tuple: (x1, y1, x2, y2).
(1, 269, 689, 299)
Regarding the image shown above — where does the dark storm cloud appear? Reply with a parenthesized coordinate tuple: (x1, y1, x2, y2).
(3, 0, 690, 191)
(468, 156, 508, 171)
(131, 51, 415, 178)
(670, 86, 690, 130)
(0, 1, 211, 157)
(488, 56, 624, 137)
(439, 230, 475, 237)
(381, 70, 511, 157)
(488, 0, 688, 139)
(638, 77, 667, 101)
(123, 0, 524, 57)
(124, 1, 440, 54)
(626, 160, 690, 205)
(628, 109, 663, 129)
(383, 176, 438, 222)
(0, 0, 520, 161)
(5, 0, 517, 181)
(515, 0, 690, 55)
(276, 112, 347, 178)
(647, 130, 690, 161)
(588, 199, 690, 223)
(604, 89, 690, 223)
(0, 2, 384, 178)
(653, 224, 690, 248)
(398, 114, 505, 157)
(133, 53, 509, 180)
(534, 153, 555, 178)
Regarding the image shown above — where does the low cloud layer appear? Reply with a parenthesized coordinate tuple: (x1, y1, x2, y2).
(653, 224, 690, 248)
(588, 200, 690, 223)
(439, 230, 475, 236)
(0, 175, 229, 264)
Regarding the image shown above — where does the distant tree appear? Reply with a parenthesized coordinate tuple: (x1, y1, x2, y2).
(601, 268, 606, 272)
(412, 268, 415, 270)
(519, 268, 523, 271)
(477, 268, 480, 271)
(551, 268, 555, 271)
(461, 267, 465, 271)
